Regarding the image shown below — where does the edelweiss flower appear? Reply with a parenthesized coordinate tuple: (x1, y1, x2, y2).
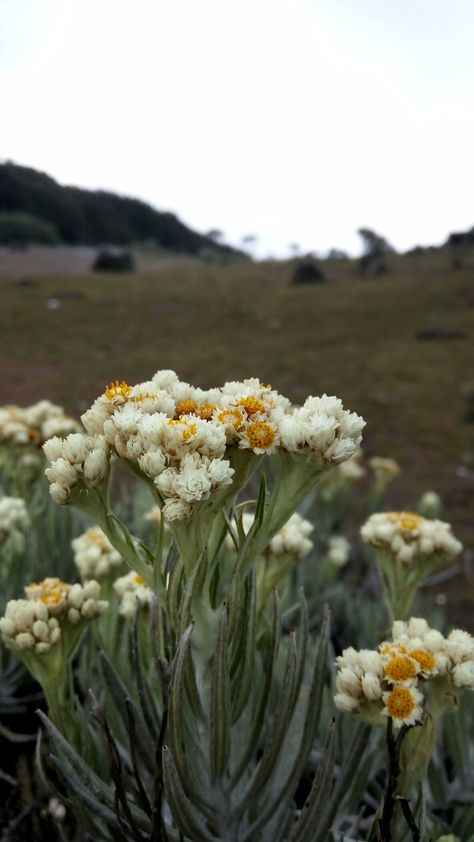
(72, 527, 123, 580)
(113, 571, 153, 618)
(361, 511, 462, 565)
(382, 686, 423, 729)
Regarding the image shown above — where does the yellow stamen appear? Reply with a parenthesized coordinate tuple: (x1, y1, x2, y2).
(410, 649, 436, 673)
(245, 421, 276, 450)
(198, 403, 218, 421)
(105, 380, 132, 401)
(132, 392, 159, 403)
(217, 409, 244, 431)
(175, 399, 198, 417)
(236, 396, 267, 416)
(387, 511, 422, 536)
(386, 686, 417, 720)
(134, 575, 145, 585)
(384, 655, 418, 683)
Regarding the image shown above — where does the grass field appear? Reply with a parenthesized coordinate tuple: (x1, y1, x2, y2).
(1, 247, 473, 563)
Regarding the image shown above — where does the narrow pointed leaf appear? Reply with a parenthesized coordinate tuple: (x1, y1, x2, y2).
(210, 605, 231, 783)
(163, 747, 217, 842)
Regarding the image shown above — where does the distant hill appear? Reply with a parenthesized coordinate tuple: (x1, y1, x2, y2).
(0, 161, 242, 257)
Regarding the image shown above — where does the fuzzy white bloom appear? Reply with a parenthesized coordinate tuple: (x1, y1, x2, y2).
(0, 599, 61, 654)
(1, 578, 107, 654)
(156, 452, 234, 520)
(0, 406, 31, 444)
(418, 491, 442, 519)
(113, 571, 153, 618)
(269, 513, 314, 559)
(42, 415, 81, 440)
(279, 395, 365, 464)
(361, 511, 462, 565)
(43, 433, 110, 503)
(382, 686, 424, 729)
(369, 457, 401, 480)
(334, 692, 361, 714)
(72, 527, 123, 580)
(0, 496, 29, 539)
(327, 535, 351, 567)
(338, 451, 366, 480)
(238, 418, 280, 455)
(0, 402, 79, 447)
(162, 497, 194, 521)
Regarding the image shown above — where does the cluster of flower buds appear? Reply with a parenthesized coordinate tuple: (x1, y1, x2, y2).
(327, 535, 351, 568)
(0, 495, 29, 541)
(334, 618, 474, 729)
(43, 433, 109, 504)
(42, 369, 364, 523)
(361, 511, 462, 566)
(72, 527, 123, 580)
(0, 400, 79, 447)
(113, 571, 153, 618)
(0, 577, 108, 656)
(227, 510, 314, 563)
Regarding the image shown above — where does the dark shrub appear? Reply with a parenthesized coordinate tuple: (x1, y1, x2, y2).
(291, 258, 326, 285)
(92, 249, 135, 272)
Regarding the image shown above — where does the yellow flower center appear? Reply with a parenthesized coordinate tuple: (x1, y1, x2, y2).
(134, 575, 145, 585)
(132, 392, 159, 403)
(245, 421, 276, 450)
(236, 396, 267, 416)
(27, 578, 70, 605)
(175, 399, 198, 417)
(198, 403, 218, 421)
(85, 527, 108, 548)
(387, 511, 422, 536)
(384, 655, 418, 683)
(386, 686, 417, 720)
(105, 380, 132, 401)
(217, 409, 244, 430)
(410, 649, 436, 673)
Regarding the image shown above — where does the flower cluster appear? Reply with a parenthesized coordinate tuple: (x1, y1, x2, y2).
(361, 511, 462, 566)
(0, 578, 107, 655)
(334, 618, 474, 729)
(268, 512, 314, 560)
(227, 510, 314, 563)
(43, 371, 364, 522)
(327, 535, 351, 568)
(0, 400, 79, 447)
(72, 527, 123, 580)
(0, 495, 29, 540)
(113, 571, 153, 618)
(43, 433, 109, 504)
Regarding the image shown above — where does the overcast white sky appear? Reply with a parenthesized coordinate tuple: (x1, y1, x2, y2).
(1, 0, 474, 257)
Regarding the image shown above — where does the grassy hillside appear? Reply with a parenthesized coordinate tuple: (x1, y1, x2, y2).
(1, 248, 473, 569)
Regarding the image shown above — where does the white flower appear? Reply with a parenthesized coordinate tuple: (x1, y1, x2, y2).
(0, 599, 61, 654)
(269, 513, 314, 560)
(138, 446, 167, 479)
(382, 686, 423, 729)
(452, 661, 474, 689)
(72, 527, 123, 580)
(113, 571, 153, 618)
(361, 511, 462, 565)
(334, 693, 360, 714)
(162, 498, 194, 521)
(327, 535, 351, 567)
(0, 496, 29, 538)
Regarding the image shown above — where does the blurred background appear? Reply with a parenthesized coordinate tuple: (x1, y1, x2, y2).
(1, 0, 473, 577)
